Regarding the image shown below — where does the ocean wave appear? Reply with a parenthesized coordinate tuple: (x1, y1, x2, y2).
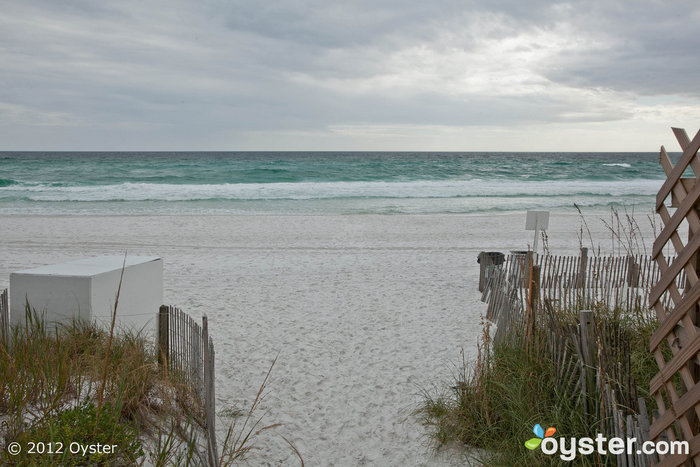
(0, 195, 654, 216)
(602, 163, 632, 168)
(0, 179, 662, 202)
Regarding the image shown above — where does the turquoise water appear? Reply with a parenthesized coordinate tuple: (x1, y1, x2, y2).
(0, 152, 667, 215)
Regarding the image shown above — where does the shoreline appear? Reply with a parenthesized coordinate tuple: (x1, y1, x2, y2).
(0, 205, 655, 218)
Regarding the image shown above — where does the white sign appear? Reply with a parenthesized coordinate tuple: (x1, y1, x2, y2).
(526, 211, 550, 230)
(525, 211, 550, 255)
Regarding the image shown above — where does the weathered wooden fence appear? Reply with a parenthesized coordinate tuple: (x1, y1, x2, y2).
(537, 250, 678, 312)
(481, 252, 659, 466)
(0, 289, 8, 348)
(481, 250, 680, 348)
(648, 128, 700, 466)
(482, 250, 682, 332)
(158, 305, 218, 467)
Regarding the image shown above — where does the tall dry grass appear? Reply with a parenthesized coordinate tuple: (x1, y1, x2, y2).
(0, 304, 301, 465)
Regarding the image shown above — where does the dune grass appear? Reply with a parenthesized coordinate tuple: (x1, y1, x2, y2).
(0, 304, 301, 466)
(418, 305, 659, 466)
(0, 305, 204, 465)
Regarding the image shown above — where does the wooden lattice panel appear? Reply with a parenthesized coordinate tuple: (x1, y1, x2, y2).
(649, 128, 700, 466)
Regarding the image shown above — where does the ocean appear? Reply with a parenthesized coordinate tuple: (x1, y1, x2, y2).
(0, 152, 667, 215)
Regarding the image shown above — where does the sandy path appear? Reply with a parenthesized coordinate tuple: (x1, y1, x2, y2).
(0, 212, 639, 465)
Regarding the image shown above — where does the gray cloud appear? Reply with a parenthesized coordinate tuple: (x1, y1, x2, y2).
(1, 0, 699, 150)
(540, 2, 700, 96)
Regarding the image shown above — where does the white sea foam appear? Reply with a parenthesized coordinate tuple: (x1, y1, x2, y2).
(0, 178, 662, 202)
(602, 163, 632, 168)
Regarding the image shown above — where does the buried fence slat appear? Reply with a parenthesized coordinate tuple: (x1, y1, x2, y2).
(174, 307, 178, 368)
(570, 254, 578, 306)
(171, 308, 176, 372)
(562, 254, 569, 304)
(168, 307, 174, 373)
(603, 256, 611, 305)
(526, 265, 540, 349)
(555, 255, 563, 305)
(579, 310, 596, 423)
(0, 289, 8, 349)
(187, 315, 192, 383)
(568, 255, 576, 306)
(203, 315, 219, 467)
(182, 315, 187, 380)
(593, 255, 601, 302)
(208, 340, 217, 466)
(612, 256, 620, 301)
(633, 422, 645, 467)
(610, 256, 618, 304)
(177, 309, 182, 373)
(560, 255, 568, 307)
(158, 305, 169, 366)
(601, 256, 610, 306)
(578, 247, 588, 288)
(618, 255, 627, 301)
(604, 383, 613, 441)
(626, 414, 635, 467)
(612, 395, 626, 467)
(540, 254, 548, 292)
(189, 316, 195, 384)
(638, 397, 656, 465)
(183, 314, 188, 381)
(173, 308, 178, 373)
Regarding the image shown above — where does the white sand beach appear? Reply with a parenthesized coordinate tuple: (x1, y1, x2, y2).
(0, 211, 655, 465)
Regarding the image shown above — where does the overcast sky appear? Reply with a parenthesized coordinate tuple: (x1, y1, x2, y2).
(2, 0, 700, 151)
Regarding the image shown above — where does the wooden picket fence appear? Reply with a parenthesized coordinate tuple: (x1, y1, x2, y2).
(482, 251, 681, 345)
(158, 305, 218, 467)
(482, 250, 681, 324)
(648, 128, 700, 466)
(537, 251, 676, 312)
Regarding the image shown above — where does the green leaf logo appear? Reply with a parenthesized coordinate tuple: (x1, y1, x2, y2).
(525, 438, 542, 450)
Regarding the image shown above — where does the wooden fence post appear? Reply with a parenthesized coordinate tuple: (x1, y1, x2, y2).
(158, 305, 169, 366)
(0, 289, 8, 349)
(627, 256, 640, 288)
(208, 341, 217, 466)
(524, 251, 533, 286)
(527, 265, 540, 352)
(478, 252, 486, 292)
(577, 247, 588, 288)
(478, 252, 505, 293)
(579, 310, 596, 424)
(203, 315, 218, 467)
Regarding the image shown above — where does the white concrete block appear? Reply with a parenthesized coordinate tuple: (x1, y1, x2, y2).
(10, 256, 163, 334)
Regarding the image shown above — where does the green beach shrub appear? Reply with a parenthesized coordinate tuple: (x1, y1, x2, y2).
(9, 401, 143, 466)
